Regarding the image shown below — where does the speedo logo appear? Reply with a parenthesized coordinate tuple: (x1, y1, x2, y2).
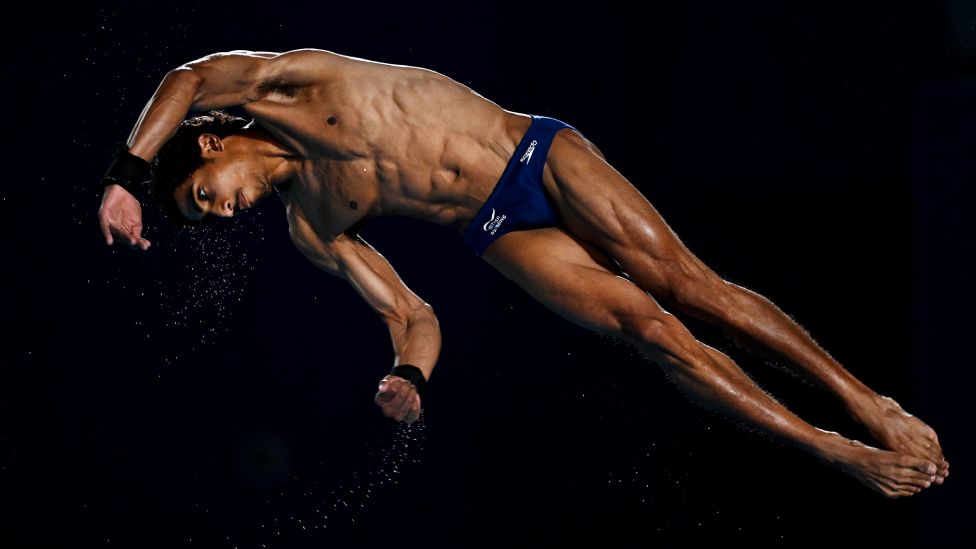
(482, 207, 508, 235)
(520, 139, 538, 164)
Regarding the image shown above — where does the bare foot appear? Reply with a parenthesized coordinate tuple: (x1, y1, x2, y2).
(845, 393, 949, 484)
(816, 433, 939, 498)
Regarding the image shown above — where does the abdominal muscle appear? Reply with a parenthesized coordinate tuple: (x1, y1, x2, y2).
(386, 109, 533, 232)
(251, 60, 535, 241)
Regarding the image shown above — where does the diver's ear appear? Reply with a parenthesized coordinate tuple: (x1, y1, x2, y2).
(197, 133, 224, 158)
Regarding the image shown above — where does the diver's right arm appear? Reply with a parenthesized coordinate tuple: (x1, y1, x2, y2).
(113, 48, 339, 164)
(126, 50, 287, 160)
(98, 68, 203, 249)
(98, 50, 287, 249)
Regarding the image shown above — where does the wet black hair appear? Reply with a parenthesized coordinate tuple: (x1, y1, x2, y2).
(149, 110, 249, 226)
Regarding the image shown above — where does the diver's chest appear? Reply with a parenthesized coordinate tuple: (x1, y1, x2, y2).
(281, 170, 373, 239)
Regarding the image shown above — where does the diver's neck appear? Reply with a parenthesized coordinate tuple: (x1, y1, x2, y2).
(235, 127, 301, 188)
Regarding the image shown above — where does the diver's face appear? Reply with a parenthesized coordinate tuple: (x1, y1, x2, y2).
(174, 135, 266, 223)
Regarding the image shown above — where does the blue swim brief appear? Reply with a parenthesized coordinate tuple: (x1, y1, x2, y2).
(461, 115, 582, 257)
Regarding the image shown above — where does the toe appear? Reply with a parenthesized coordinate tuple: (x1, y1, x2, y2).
(903, 475, 933, 490)
(904, 456, 937, 475)
(899, 481, 926, 493)
(905, 469, 935, 483)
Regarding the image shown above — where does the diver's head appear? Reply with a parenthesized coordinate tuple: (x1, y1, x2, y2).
(150, 110, 274, 227)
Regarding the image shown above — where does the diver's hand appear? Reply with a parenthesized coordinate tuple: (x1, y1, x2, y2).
(98, 184, 151, 250)
(374, 375, 421, 425)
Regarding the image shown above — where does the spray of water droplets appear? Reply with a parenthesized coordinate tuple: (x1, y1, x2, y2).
(222, 418, 427, 548)
(81, 182, 435, 546)
(154, 215, 264, 369)
(79, 180, 270, 375)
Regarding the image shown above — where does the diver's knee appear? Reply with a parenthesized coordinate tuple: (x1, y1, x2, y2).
(666, 264, 734, 319)
(617, 311, 680, 348)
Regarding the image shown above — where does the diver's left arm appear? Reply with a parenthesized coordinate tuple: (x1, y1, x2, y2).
(335, 234, 441, 425)
(290, 225, 440, 424)
(334, 234, 442, 383)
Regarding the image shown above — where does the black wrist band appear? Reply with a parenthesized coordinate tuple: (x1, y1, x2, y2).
(101, 142, 152, 194)
(389, 364, 427, 397)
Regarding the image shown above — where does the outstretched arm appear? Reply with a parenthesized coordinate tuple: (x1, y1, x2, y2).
(98, 48, 341, 249)
(127, 48, 332, 160)
(291, 223, 441, 425)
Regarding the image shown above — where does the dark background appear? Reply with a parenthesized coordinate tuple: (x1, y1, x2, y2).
(2, 0, 973, 547)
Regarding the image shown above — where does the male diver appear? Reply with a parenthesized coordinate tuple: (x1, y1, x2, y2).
(97, 48, 948, 498)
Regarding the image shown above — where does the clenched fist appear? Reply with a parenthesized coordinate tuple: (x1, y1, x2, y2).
(374, 375, 421, 425)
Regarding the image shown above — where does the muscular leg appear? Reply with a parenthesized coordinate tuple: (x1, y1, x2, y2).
(481, 225, 938, 498)
(537, 128, 948, 481)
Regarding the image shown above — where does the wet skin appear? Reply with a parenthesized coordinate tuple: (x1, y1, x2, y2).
(99, 48, 947, 495)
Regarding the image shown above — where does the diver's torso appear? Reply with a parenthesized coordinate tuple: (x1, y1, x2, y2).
(241, 54, 534, 251)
